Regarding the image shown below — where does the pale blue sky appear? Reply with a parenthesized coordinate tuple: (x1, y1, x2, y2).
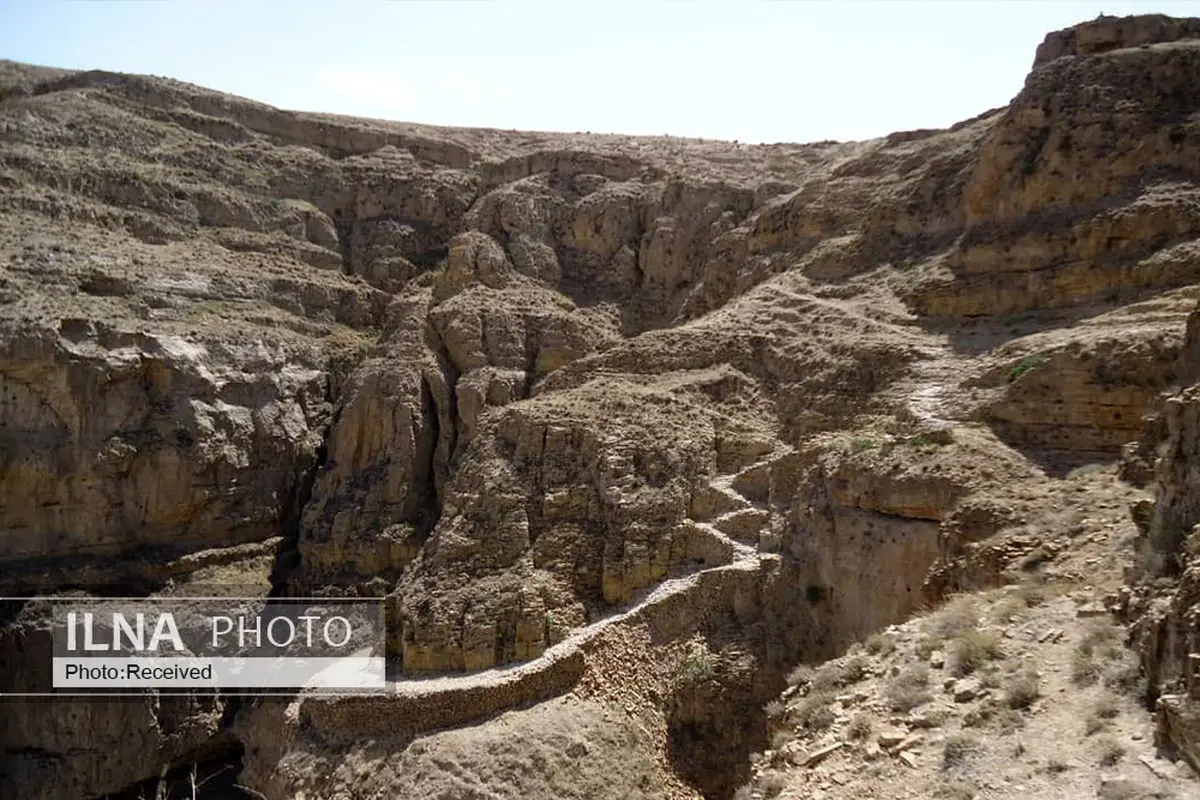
(3, 0, 1199, 143)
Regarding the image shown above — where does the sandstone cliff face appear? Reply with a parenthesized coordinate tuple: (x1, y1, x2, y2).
(3, 12, 1200, 800)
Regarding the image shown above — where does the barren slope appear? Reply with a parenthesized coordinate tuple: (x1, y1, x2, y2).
(3, 12, 1200, 800)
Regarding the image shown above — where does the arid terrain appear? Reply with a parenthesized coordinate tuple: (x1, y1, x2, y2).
(4, 12, 1200, 800)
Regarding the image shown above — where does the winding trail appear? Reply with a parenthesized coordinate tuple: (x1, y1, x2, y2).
(297, 449, 787, 739)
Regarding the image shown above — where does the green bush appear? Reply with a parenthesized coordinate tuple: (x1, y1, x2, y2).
(1008, 353, 1049, 382)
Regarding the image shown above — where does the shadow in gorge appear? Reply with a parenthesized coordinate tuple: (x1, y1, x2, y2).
(103, 745, 247, 800)
(662, 568, 824, 799)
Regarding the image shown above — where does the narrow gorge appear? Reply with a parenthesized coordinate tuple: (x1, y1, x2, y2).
(4, 13, 1200, 800)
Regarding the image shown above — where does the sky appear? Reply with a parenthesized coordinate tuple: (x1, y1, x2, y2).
(3, 0, 1200, 144)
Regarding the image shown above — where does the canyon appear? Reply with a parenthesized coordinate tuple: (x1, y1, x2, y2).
(3, 12, 1200, 800)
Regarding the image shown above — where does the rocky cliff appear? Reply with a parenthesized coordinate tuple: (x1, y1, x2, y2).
(3, 13, 1200, 800)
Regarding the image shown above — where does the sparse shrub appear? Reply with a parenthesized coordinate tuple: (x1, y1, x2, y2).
(1079, 620, 1121, 657)
(1085, 713, 1109, 736)
(866, 632, 897, 656)
(922, 596, 979, 643)
(1013, 580, 1048, 608)
(794, 691, 837, 731)
(909, 708, 948, 729)
(1004, 669, 1040, 710)
(994, 707, 1026, 734)
(978, 664, 1003, 690)
(1093, 692, 1120, 720)
(962, 704, 992, 728)
(1084, 694, 1122, 735)
(1098, 779, 1156, 800)
(942, 732, 981, 769)
(989, 595, 1026, 623)
(903, 432, 950, 449)
(1008, 353, 1049, 382)
(1097, 735, 1126, 766)
(1073, 621, 1123, 687)
(1046, 757, 1070, 774)
(915, 635, 939, 660)
(948, 629, 1003, 677)
(1103, 653, 1142, 693)
(677, 648, 718, 684)
(764, 698, 785, 719)
(1068, 463, 1106, 480)
(758, 769, 787, 798)
(810, 654, 869, 692)
(887, 663, 932, 712)
(1019, 545, 1053, 571)
(786, 663, 813, 687)
(1071, 649, 1102, 686)
(932, 780, 976, 800)
(846, 712, 873, 740)
(850, 436, 878, 453)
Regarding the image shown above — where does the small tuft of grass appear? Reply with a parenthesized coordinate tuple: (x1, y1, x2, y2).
(1068, 462, 1106, 480)
(1045, 757, 1071, 774)
(1098, 779, 1158, 800)
(758, 769, 787, 798)
(948, 629, 1003, 677)
(1085, 713, 1109, 736)
(850, 436, 878, 454)
(1019, 545, 1054, 571)
(886, 663, 932, 712)
(994, 707, 1026, 734)
(677, 647, 718, 684)
(810, 654, 870, 693)
(915, 635, 939, 660)
(922, 596, 979, 643)
(1093, 692, 1121, 720)
(1073, 620, 1125, 687)
(909, 708, 949, 729)
(1008, 352, 1049, 383)
(865, 632, 897, 656)
(794, 691, 837, 731)
(1103, 653, 1142, 693)
(1013, 579, 1049, 608)
(1097, 735, 1126, 766)
(846, 712, 873, 740)
(1071, 649, 1102, 686)
(942, 732, 981, 769)
(785, 663, 813, 687)
(1004, 668, 1040, 710)
(932, 780, 977, 800)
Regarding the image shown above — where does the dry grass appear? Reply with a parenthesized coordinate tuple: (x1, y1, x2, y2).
(909, 708, 948, 729)
(846, 712, 873, 740)
(809, 654, 869, 692)
(865, 632, 897, 656)
(948, 629, 1003, 677)
(1072, 620, 1126, 687)
(942, 732, 981, 769)
(1085, 692, 1121, 736)
(793, 691, 838, 731)
(932, 780, 977, 800)
(1003, 668, 1041, 710)
(1045, 756, 1071, 774)
(886, 663, 932, 712)
(1097, 735, 1126, 766)
(756, 769, 787, 798)
(922, 596, 979, 643)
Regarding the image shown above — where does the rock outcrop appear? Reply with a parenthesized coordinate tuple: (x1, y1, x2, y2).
(4, 12, 1200, 799)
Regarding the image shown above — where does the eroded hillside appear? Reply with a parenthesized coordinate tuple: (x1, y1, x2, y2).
(3, 12, 1200, 800)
